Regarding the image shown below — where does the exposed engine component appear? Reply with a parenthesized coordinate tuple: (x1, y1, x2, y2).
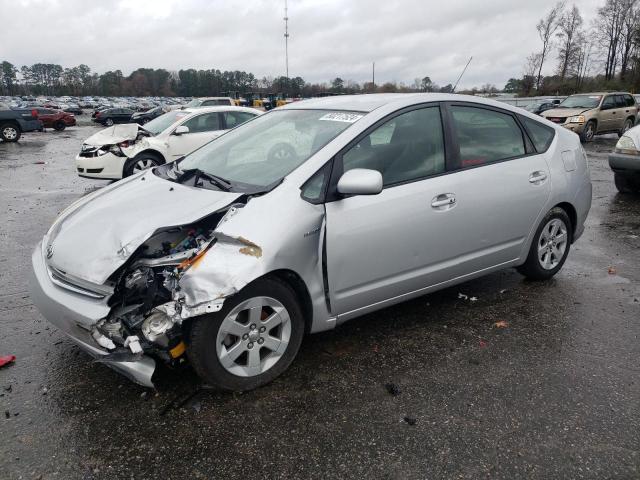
(141, 311, 174, 346)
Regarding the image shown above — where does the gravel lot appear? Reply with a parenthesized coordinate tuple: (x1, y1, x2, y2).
(0, 123, 638, 479)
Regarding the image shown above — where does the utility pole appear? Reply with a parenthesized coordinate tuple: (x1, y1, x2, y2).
(284, 0, 290, 79)
(372, 62, 375, 89)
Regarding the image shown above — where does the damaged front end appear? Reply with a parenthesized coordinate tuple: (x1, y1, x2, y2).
(80, 124, 152, 159)
(89, 203, 260, 381)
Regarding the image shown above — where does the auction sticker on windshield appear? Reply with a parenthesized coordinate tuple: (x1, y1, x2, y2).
(319, 112, 363, 123)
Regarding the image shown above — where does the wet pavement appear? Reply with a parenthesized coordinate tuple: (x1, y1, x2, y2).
(1, 126, 639, 479)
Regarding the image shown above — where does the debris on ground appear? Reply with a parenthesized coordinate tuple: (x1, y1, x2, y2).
(4, 411, 9, 419)
(403, 416, 417, 425)
(0, 355, 16, 368)
(499, 289, 508, 294)
(608, 266, 617, 275)
(469, 297, 478, 302)
(458, 293, 468, 300)
(494, 320, 509, 328)
(385, 383, 401, 396)
(479, 339, 488, 348)
(159, 387, 202, 416)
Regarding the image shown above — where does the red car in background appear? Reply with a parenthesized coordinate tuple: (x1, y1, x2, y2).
(36, 108, 76, 131)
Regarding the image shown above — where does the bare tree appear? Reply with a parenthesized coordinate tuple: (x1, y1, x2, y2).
(618, 1, 638, 80)
(556, 5, 584, 80)
(535, 1, 566, 90)
(594, 0, 636, 81)
(523, 53, 542, 95)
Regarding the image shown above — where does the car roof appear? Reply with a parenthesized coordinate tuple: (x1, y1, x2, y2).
(568, 92, 630, 96)
(193, 97, 234, 101)
(177, 106, 262, 116)
(279, 93, 526, 113)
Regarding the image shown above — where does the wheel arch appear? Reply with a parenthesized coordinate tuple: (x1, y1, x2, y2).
(263, 269, 314, 334)
(133, 148, 166, 163)
(554, 201, 577, 240)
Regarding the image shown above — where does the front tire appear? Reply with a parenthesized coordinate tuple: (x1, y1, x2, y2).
(580, 120, 596, 143)
(104, 118, 114, 126)
(517, 207, 572, 281)
(187, 277, 305, 391)
(614, 173, 639, 193)
(0, 123, 21, 142)
(53, 120, 66, 131)
(123, 153, 162, 177)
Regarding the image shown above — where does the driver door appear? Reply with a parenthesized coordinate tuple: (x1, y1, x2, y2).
(167, 112, 225, 159)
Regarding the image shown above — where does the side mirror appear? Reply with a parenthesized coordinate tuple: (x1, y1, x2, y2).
(337, 168, 383, 196)
(174, 125, 189, 135)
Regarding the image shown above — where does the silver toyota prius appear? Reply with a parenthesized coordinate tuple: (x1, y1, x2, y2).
(30, 94, 592, 391)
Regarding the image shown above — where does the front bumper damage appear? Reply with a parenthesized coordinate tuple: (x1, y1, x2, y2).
(29, 244, 157, 387)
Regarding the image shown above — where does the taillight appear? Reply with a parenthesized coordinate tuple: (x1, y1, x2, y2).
(96, 112, 101, 117)
(31, 109, 38, 119)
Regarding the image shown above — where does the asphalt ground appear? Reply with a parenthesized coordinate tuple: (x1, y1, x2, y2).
(0, 123, 638, 479)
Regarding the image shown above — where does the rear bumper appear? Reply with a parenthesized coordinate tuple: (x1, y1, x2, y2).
(609, 152, 640, 173)
(29, 242, 156, 387)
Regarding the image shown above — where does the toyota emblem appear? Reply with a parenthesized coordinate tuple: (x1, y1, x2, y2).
(45, 244, 54, 259)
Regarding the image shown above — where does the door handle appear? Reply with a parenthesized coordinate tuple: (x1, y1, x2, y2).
(529, 171, 548, 184)
(431, 193, 456, 208)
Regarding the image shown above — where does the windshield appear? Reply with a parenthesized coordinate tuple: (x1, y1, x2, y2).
(144, 110, 191, 135)
(558, 95, 602, 109)
(178, 109, 363, 189)
(185, 99, 200, 108)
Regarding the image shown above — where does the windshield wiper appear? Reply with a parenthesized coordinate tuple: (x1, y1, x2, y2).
(177, 168, 232, 191)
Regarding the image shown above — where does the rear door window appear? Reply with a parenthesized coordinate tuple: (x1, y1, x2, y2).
(519, 115, 555, 153)
(223, 111, 256, 129)
(449, 106, 526, 169)
(615, 95, 626, 108)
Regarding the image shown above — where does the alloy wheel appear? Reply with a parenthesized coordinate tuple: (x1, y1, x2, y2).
(2, 127, 18, 140)
(537, 218, 568, 270)
(132, 159, 157, 172)
(215, 296, 291, 377)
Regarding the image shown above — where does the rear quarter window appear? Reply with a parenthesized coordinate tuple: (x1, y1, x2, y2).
(519, 115, 555, 153)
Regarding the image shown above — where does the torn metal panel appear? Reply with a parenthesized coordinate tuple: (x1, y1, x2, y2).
(83, 124, 142, 146)
(177, 186, 334, 332)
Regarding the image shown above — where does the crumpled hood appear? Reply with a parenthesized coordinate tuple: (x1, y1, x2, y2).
(542, 107, 590, 118)
(84, 124, 144, 146)
(44, 172, 241, 285)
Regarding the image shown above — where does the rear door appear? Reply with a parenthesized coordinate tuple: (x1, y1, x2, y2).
(599, 95, 617, 131)
(166, 112, 224, 159)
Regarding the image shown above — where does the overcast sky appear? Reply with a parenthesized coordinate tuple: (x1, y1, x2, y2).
(2, 0, 604, 89)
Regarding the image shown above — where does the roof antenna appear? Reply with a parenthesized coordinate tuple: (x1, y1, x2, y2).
(451, 56, 473, 93)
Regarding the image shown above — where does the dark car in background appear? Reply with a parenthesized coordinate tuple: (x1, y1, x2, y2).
(525, 101, 559, 115)
(63, 104, 83, 115)
(131, 106, 167, 125)
(36, 108, 76, 131)
(92, 108, 135, 126)
(1, 104, 42, 142)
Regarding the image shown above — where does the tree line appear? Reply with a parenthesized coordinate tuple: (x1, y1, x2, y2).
(0, 60, 459, 98)
(507, 0, 640, 96)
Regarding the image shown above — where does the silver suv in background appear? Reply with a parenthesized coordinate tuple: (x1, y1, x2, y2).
(30, 94, 592, 391)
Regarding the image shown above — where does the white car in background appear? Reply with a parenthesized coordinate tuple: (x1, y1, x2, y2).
(75, 106, 261, 180)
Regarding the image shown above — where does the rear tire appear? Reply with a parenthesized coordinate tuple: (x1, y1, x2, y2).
(53, 120, 66, 131)
(517, 207, 572, 281)
(580, 120, 596, 143)
(187, 277, 305, 391)
(104, 118, 114, 126)
(619, 118, 634, 137)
